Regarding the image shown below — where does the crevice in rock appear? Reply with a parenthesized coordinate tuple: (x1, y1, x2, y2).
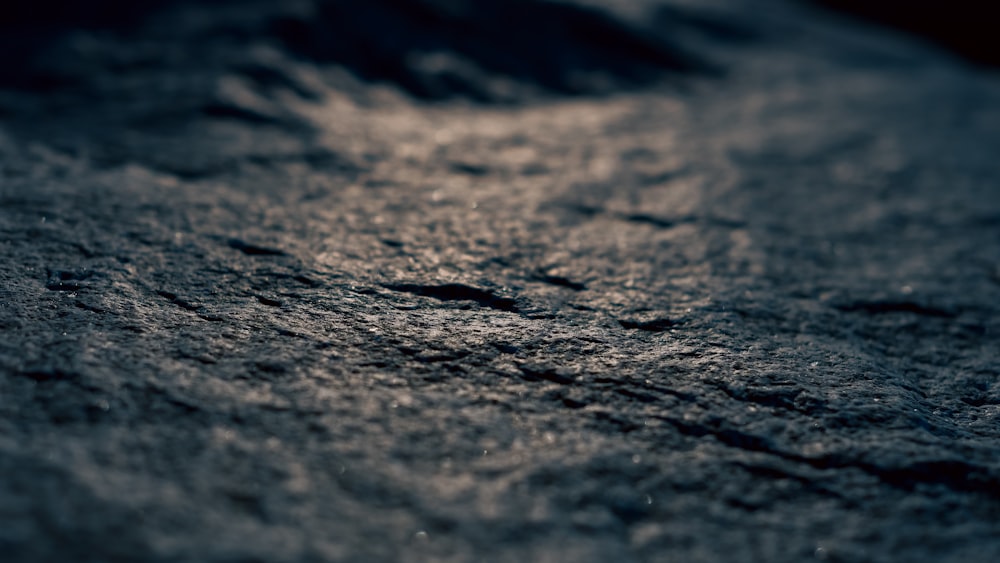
(45, 281, 82, 292)
(227, 238, 287, 257)
(658, 414, 1000, 499)
(382, 282, 520, 313)
(73, 301, 109, 315)
(45, 268, 95, 291)
(621, 213, 694, 230)
(619, 318, 676, 332)
(532, 273, 586, 291)
(156, 290, 201, 312)
(833, 301, 957, 318)
(16, 366, 81, 383)
(255, 295, 283, 307)
(517, 363, 575, 385)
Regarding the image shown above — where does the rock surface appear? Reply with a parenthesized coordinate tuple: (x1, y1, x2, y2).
(1, 1, 999, 561)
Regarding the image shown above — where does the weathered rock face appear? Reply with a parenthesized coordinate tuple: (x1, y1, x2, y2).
(2, 1, 999, 561)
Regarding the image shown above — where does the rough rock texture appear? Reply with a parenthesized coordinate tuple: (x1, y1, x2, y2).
(1, 1, 999, 561)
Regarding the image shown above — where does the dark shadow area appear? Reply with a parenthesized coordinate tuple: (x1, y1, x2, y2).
(0, 0, 726, 101)
(0, 0, 174, 90)
(272, 0, 716, 101)
(0, 0, 170, 29)
(805, 0, 1000, 67)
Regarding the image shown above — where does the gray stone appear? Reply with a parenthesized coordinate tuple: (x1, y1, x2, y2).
(1, 1, 999, 561)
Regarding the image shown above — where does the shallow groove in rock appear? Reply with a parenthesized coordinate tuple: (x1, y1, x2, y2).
(662, 415, 1000, 499)
(517, 363, 575, 385)
(227, 238, 287, 257)
(200, 102, 287, 127)
(156, 290, 201, 312)
(834, 301, 958, 318)
(382, 283, 520, 313)
(17, 366, 81, 383)
(532, 273, 587, 291)
(45, 281, 82, 292)
(621, 213, 695, 229)
(618, 318, 676, 332)
(255, 295, 283, 307)
(73, 301, 109, 315)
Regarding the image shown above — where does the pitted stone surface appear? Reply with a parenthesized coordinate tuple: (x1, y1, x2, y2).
(2, 1, 999, 562)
